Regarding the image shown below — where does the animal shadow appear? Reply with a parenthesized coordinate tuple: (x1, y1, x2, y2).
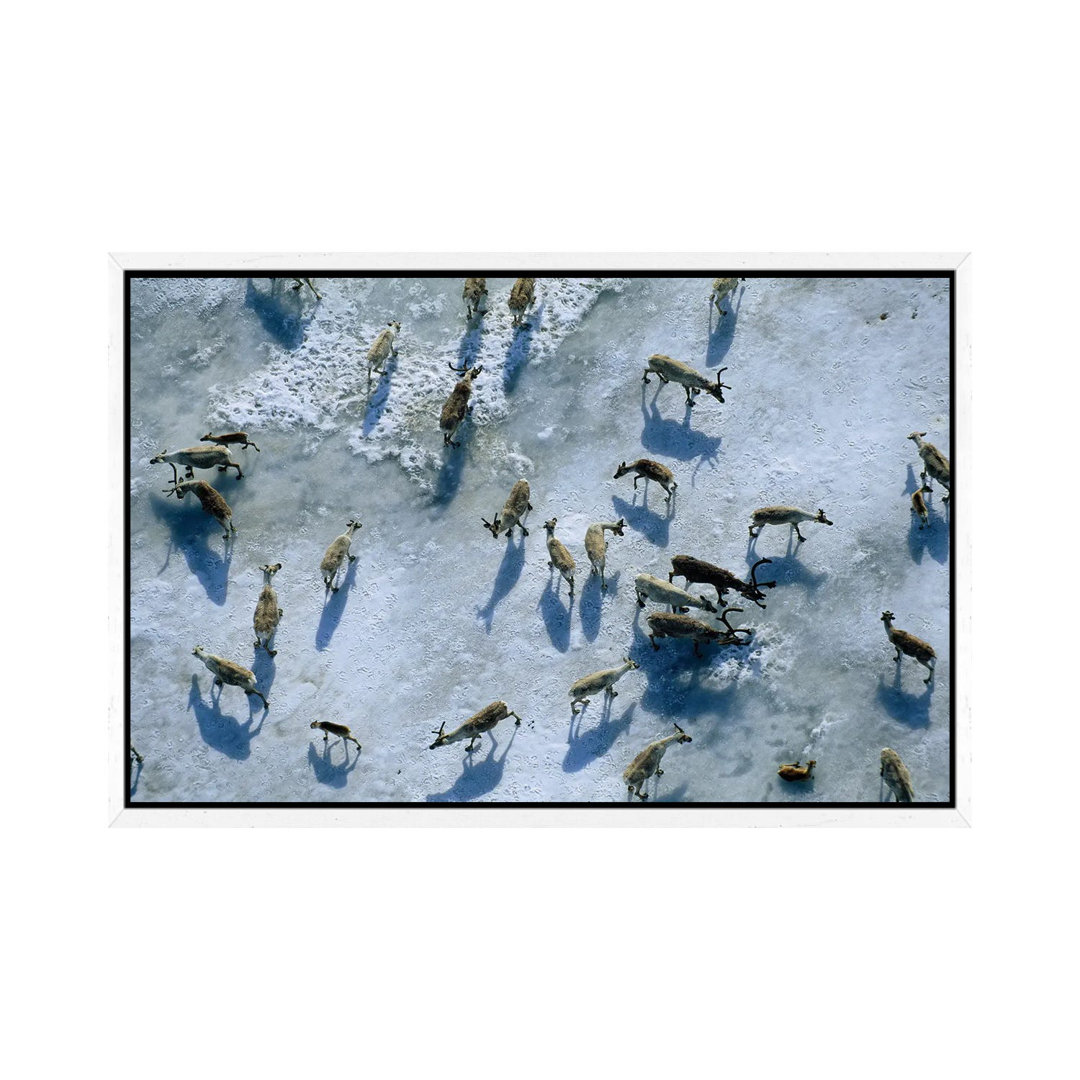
(652, 780, 691, 804)
(639, 388, 724, 465)
(875, 670, 933, 727)
(564, 701, 636, 774)
(128, 755, 143, 798)
(539, 577, 573, 652)
(426, 725, 520, 802)
(746, 549, 828, 594)
(455, 325, 483, 372)
(907, 498, 950, 566)
(151, 494, 233, 606)
(502, 309, 541, 394)
(243, 278, 310, 349)
(315, 557, 359, 651)
(308, 739, 361, 788)
(431, 441, 469, 509)
(188, 675, 264, 760)
(477, 536, 527, 632)
(362, 349, 400, 435)
(705, 284, 744, 368)
(578, 569, 620, 642)
(250, 649, 277, 701)
(612, 495, 672, 548)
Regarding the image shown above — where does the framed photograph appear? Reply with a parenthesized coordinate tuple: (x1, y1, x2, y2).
(111, 254, 969, 825)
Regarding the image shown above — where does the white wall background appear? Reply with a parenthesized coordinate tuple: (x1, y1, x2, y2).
(3, 2, 1068, 1079)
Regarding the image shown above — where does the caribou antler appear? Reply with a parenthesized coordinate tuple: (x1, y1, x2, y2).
(717, 607, 752, 637)
(749, 557, 777, 591)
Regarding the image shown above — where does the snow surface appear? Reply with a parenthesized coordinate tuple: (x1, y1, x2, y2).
(128, 274, 951, 804)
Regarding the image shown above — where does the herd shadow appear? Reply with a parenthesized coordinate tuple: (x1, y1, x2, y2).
(564, 700, 636, 774)
(244, 278, 314, 349)
(151, 493, 234, 606)
(477, 536, 527, 631)
(307, 738, 361, 788)
(315, 557, 360, 651)
(187, 675, 265, 760)
(426, 724, 520, 802)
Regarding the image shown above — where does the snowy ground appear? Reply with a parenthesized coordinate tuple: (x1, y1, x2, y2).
(128, 273, 951, 805)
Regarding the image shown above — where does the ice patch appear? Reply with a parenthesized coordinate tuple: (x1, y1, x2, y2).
(206, 278, 628, 487)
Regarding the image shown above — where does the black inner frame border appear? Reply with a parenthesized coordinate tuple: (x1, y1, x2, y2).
(124, 268, 957, 811)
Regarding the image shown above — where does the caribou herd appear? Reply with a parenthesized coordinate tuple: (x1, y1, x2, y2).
(137, 275, 948, 805)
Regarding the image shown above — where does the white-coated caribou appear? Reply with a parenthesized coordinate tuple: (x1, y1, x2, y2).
(568, 658, 639, 715)
(748, 506, 832, 543)
(543, 518, 576, 596)
(880, 747, 915, 802)
(634, 573, 717, 614)
(151, 445, 243, 483)
(623, 724, 693, 800)
(253, 563, 283, 656)
(482, 478, 532, 539)
(366, 321, 401, 384)
(583, 519, 625, 588)
(709, 277, 743, 316)
(320, 519, 362, 592)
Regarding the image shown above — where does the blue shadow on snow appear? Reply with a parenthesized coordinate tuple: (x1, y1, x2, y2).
(315, 557, 359, 651)
(477, 535, 527, 632)
(612, 494, 673, 549)
(538, 577, 573, 652)
(704, 283, 745, 368)
(308, 738, 361, 788)
(244, 278, 312, 349)
(874, 668, 933, 728)
(426, 724, 520, 802)
(564, 700, 636, 774)
(639, 385, 724, 465)
(150, 493, 233, 606)
(502, 308, 542, 394)
(188, 675, 264, 760)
